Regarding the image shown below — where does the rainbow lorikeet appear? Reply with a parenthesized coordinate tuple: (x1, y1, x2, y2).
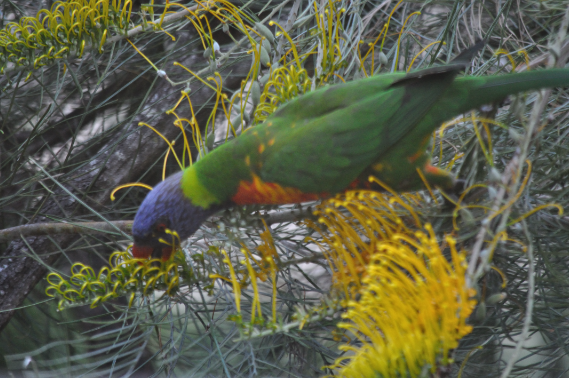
(132, 44, 569, 260)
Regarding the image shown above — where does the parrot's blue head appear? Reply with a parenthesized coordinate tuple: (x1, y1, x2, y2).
(132, 171, 224, 260)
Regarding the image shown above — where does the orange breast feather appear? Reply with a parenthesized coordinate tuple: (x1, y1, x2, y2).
(231, 174, 327, 205)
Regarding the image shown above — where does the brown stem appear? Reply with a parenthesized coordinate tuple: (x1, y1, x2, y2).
(0, 221, 133, 242)
(0, 207, 313, 242)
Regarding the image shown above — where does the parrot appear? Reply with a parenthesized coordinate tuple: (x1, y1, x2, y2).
(132, 42, 569, 260)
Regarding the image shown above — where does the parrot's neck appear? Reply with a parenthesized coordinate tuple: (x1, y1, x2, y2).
(181, 164, 223, 209)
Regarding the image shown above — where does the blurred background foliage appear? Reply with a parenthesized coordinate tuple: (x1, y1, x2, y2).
(1, 0, 569, 377)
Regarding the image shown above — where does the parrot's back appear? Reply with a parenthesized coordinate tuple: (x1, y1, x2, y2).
(183, 64, 569, 206)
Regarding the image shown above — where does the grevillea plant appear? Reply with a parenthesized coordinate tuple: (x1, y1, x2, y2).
(0, 0, 133, 78)
(30, 0, 568, 376)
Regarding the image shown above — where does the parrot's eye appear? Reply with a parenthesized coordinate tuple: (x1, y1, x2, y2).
(155, 223, 167, 233)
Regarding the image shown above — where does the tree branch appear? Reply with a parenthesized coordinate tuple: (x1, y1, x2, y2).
(0, 207, 314, 242)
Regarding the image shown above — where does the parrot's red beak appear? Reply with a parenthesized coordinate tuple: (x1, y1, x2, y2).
(132, 243, 173, 261)
(131, 243, 153, 259)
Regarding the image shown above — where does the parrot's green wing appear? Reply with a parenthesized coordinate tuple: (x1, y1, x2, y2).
(259, 68, 460, 194)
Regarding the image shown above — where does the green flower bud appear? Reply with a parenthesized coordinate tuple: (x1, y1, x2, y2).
(262, 38, 271, 53)
(459, 208, 475, 227)
(206, 131, 215, 150)
(260, 72, 270, 86)
(260, 46, 270, 67)
(203, 46, 212, 59)
(231, 114, 242, 128)
(475, 302, 487, 321)
(486, 293, 507, 305)
(255, 22, 274, 44)
(378, 51, 388, 66)
(251, 81, 261, 107)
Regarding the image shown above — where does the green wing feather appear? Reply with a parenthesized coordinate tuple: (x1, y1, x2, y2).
(260, 69, 460, 193)
(261, 68, 569, 194)
(193, 66, 569, 202)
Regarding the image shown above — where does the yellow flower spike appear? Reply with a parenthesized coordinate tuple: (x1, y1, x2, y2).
(471, 111, 493, 166)
(205, 72, 225, 136)
(101, 291, 116, 303)
(54, 47, 69, 58)
(380, 0, 404, 53)
(45, 285, 63, 298)
(78, 39, 86, 58)
(210, 274, 233, 284)
(518, 50, 530, 70)
(490, 266, 508, 289)
(170, 113, 194, 165)
(120, 0, 133, 29)
(174, 62, 218, 92)
(63, 289, 84, 301)
(126, 38, 160, 72)
(98, 29, 107, 53)
(314, 190, 475, 376)
(394, 11, 421, 70)
(181, 13, 208, 50)
(242, 252, 262, 323)
(266, 256, 278, 324)
(143, 277, 158, 296)
(90, 296, 103, 309)
(128, 292, 136, 308)
(270, 21, 301, 69)
(416, 167, 439, 205)
(167, 276, 180, 295)
(495, 48, 517, 71)
(111, 281, 125, 297)
(222, 250, 241, 313)
(138, 121, 184, 168)
(508, 203, 563, 226)
(488, 159, 532, 222)
(88, 281, 106, 293)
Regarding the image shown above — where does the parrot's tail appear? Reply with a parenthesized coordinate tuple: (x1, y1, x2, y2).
(460, 68, 569, 109)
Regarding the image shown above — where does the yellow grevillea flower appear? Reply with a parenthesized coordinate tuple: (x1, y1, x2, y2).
(311, 190, 476, 377)
(46, 250, 180, 310)
(307, 188, 425, 295)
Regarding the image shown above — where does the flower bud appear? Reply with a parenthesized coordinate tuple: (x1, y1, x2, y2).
(486, 293, 507, 305)
(262, 38, 271, 53)
(378, 51, 388, 66)
(260, 46, 270, 67)
(255, 22, 274, 44)
(459, 208, 475, 227)
(203, 46, 212, 59)
(206, 132, 215, 150)
(231, 114, 242, 128)
(260, 72, 270, 86)
(475, 302, 487, 321)
(251, 81, 261, 107)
